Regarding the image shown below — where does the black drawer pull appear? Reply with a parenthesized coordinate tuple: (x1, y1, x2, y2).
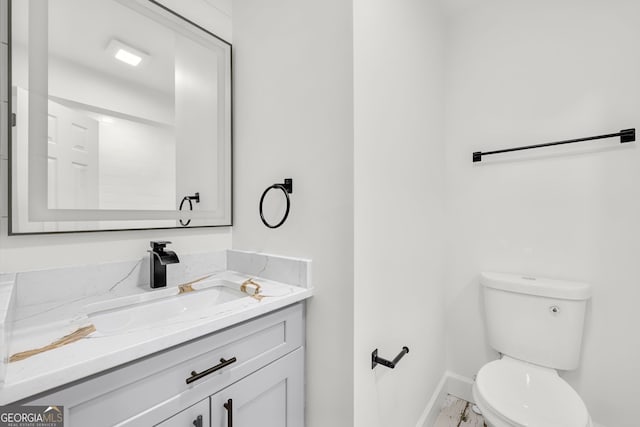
(192, 415, 203, 427)
(186, 357, 237, 384)
(223, 398, 233, 427)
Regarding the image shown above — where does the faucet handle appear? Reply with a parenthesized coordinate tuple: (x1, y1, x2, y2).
(150, 241, 172, 251)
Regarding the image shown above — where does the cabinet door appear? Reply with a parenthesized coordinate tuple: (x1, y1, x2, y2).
(155, 398, 210, 427)
(210, 348, 304, 427)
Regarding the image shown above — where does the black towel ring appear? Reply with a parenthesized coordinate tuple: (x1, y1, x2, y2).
(179, 192, 200, 227)
(259, 179, 293, 229)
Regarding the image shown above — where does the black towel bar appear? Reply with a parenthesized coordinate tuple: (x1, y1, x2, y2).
(472, 128, 635, 163)
(371, 346, 409, 370)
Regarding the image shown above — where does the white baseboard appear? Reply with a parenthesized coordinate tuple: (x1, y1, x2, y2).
(415, 373, 448, 427)
(415, 371, 475, 427)
(445, 371, 475, 404)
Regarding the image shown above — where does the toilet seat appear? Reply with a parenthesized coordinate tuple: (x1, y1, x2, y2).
(474, 356, 590, 427)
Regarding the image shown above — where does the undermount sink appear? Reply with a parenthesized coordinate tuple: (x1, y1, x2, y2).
(87, 284, 246, 334)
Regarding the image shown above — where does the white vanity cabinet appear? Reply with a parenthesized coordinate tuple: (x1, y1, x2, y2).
(155, 349, 303, 427)
(23, 304, 305, 427)
(209, 348, 304, 427)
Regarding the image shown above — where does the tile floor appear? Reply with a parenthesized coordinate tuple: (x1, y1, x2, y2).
(434, 394, 487, 427)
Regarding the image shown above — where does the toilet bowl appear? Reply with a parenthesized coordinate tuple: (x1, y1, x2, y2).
(476, 272, 593, 427)
(472, 356, 591, 427)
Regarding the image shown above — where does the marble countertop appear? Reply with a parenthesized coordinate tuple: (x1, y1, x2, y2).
(0, 250, 313, 404)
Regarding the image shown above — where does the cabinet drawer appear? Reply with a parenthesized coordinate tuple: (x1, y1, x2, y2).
(27, 304, 304, 427)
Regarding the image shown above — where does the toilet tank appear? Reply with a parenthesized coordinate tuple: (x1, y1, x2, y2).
(480, 272, 591, 370)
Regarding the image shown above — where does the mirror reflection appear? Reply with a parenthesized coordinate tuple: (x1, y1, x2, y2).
(10, 0, 232, 233)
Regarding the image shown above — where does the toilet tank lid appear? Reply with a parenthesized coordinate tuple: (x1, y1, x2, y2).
(480, 272, 592, 300)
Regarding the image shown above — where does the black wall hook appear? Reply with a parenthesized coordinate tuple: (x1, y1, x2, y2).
(259, 179, 293, 229)
(371, 346, 409, 370)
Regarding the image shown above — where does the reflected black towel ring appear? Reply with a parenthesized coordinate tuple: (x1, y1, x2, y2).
(179, 192, 200, 227)
(259, 179, 293, 229)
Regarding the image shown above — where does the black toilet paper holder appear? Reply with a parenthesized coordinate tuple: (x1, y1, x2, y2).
(371, 346, 409, 370)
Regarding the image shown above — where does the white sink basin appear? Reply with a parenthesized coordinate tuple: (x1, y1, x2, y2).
(88, 285, 246, 334)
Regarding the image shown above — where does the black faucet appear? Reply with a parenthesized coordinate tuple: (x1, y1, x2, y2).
(149, 241, 180, 288)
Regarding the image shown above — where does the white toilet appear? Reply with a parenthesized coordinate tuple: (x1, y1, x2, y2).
(473, 272, 593, 427)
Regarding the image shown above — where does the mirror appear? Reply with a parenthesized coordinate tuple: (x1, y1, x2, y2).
(9, 0, 232, 233)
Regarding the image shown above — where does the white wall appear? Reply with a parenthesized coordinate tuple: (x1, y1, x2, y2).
(231, 0, 354, 426)
(0, 0, 232, 272)
(353, 0, 446, 426)
(444, 1, 640, 425)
